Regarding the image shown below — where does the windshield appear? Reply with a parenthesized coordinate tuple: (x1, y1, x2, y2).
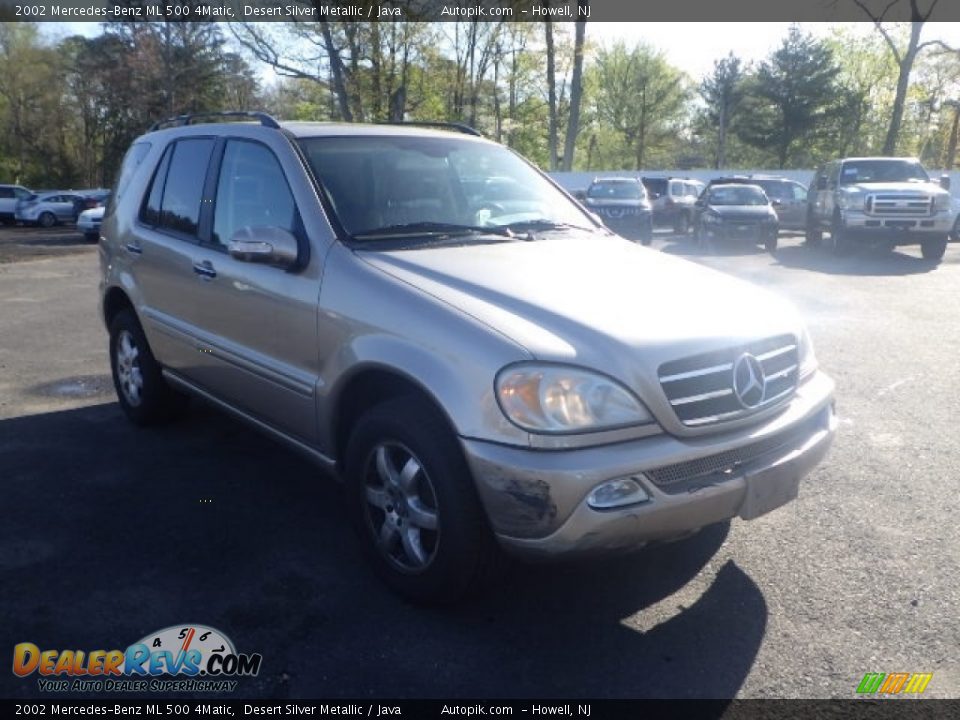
(587, 181, 644, 200)
(839, 160, 929, 185)
(297, 135, 595, 239)
(707, 186, 769, 206)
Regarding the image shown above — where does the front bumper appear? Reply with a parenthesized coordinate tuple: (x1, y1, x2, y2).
(702, 222, 777, 241)
(462, 371, 835, 559)
(78, 219, 101, 234)
(841, 210, 951, 241)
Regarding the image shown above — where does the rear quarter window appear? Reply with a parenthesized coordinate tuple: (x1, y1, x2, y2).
(106, 142, 152, 217)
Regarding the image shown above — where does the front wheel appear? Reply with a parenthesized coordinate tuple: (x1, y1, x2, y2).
(921, 237, 947, 262)
(345, 396, 499, 604)
(673, 212, 690, 235)
(830, 216, 851, 255)
(38, 212, 56, 228)
(109, 309, 187, 426)
(805, 219, 822, 247)
(763, 231, 778, 253)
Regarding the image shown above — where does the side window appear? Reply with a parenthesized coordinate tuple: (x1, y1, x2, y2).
(158, 138, 215, 236)
(212, 140, 298, 250)
(108, 141, 152, 215)
(669, 180, 683, 196)
(791, 183, 807, 202)
(14, 188, 31, 200)
(140, 146, 173, 227)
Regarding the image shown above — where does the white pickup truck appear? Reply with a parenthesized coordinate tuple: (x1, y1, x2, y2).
(806, 157, 953, 261)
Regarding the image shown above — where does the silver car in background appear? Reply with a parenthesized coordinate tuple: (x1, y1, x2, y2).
(99, 113, 836, 603)
(15, 191, 84, 227)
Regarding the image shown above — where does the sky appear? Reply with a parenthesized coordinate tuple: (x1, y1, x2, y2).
(49, 21, 960, 85)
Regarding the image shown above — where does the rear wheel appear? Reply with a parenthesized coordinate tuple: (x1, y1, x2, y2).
(921, 236, 947, 262)
(673, 212, 690, 235)
(805, 218, 822, 247)
(345, 396, 499, 604)
(109, 309, 187, 426)
(38, 211, 56, 228)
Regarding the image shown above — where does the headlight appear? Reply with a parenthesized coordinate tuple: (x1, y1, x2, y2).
(933, 193, 951, 212)
(798, 327, 818, 380)
(837, 190, 865, 210)
(496, 364, 654, 433)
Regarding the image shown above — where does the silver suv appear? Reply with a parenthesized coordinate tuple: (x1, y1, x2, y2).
(99, 112, 836, 602)
(807, 157, 953, 260)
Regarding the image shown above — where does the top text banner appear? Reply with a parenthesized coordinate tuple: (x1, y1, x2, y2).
(3, 0, 960, 22)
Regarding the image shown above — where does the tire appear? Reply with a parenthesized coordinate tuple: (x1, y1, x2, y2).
(830, 214, 851, 256)
(345, 396, 499, 604)
(763, 231, 778, 253)
(109, 309, 187, 426)
(805, 219, 822, 247)
(673, 212, 690, 235)
(84, 232, 99, 244)
(920, 236, 947, 262)
(37, 212, 56, 228)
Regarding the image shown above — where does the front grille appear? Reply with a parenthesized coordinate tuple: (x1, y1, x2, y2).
(658, 335, 798, 427)
(646, 410, 824, 492)
(867, 194, 932, 217)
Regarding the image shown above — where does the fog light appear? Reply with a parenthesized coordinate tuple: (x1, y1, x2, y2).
(587, 476, 650, 510)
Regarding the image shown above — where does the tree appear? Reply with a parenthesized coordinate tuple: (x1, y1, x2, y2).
(561, 1, 589, 171)
(544, 11, 558, 170)
(591, 41, 690, 170)
(853, 0, 956, 154)
(737, 25, 843, 168)
(699, 53, 745, 169)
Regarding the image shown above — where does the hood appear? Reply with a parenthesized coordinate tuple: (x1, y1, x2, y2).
(843, 181, 947, 196)
(358, 233, 802, 390)
(585, 197, 649, 208)
(80, 207, 105, 220)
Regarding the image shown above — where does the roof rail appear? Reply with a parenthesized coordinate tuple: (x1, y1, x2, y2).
(148, 111, 281, 133)
(378, 121, 483, 137)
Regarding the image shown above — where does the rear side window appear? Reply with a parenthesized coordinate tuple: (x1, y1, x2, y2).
(108, 141, 152, 216)
(140, 138, 215, 237)
(212, 140, 297, 249)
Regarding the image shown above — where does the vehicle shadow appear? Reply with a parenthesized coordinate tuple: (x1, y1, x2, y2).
(659, 236, 765, 258)
(771, 243, 941, 277)
(0, 402, 766, 701)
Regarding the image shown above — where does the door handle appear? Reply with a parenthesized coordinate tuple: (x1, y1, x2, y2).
(125, 243, 142, 255)
(192, 261, 217, 280)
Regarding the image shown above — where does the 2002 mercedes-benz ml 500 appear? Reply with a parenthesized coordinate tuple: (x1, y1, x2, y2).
(99, 112, 836, 602)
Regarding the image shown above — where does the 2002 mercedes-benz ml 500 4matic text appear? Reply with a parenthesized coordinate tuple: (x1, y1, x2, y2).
(99, 112, 836, 602)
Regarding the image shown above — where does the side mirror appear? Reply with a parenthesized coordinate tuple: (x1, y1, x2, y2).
(771, 198, 783, 206)
(228, 226, 299, 269)
(940, 174, 951, 191)
(651, 192, 661, 200)
(816, 176, 827, 191)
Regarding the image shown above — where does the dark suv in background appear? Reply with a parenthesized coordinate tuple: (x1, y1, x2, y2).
(705, 175, 809, 233)
(641, 176, 704, 234)
(583, 177, 653, 244)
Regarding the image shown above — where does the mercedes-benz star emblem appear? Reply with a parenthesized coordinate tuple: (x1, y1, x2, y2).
(732, 353, 766, 409)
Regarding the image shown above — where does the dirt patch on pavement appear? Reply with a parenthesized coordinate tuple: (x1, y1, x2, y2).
(0, 225, 96, 263)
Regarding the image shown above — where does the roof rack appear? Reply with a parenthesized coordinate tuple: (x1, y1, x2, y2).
(148, 111, 281, 133)
(378, 121, 483, 137)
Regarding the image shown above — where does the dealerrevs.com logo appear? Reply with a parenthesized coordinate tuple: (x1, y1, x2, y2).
(13, 624, 262, 693)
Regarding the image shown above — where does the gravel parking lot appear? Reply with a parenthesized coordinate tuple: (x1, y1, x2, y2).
(1, 225, 959, 700)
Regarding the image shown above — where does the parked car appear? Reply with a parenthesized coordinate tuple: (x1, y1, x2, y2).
(704, 175, 808, 232)
(582, 176, 653, 244)
(693, 183, 780, 252)
(0, 184, 34, 224)
(641, 176, 704, 233)
(78, 206, 105, 243)
(99, 112, 835, 603)
(78, 189, 111, 210)
(807, 157, 952, 261)
(15, 191, 85, 227)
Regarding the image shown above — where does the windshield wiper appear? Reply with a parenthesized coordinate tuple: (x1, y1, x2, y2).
(501, 219, 599, 234)
(351, 222, 515, 241)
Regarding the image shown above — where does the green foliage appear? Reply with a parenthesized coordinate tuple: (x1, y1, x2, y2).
(736, 25, 845, 168)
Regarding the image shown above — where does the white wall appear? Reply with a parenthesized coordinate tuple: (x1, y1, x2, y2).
(549, 169, 960, 197)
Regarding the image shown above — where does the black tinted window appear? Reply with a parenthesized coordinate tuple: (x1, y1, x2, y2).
(158, 139, 214, 235)
(0, 188, 13, 199)
(141, 146, 172, 226)
(213, 140, 297, 249)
